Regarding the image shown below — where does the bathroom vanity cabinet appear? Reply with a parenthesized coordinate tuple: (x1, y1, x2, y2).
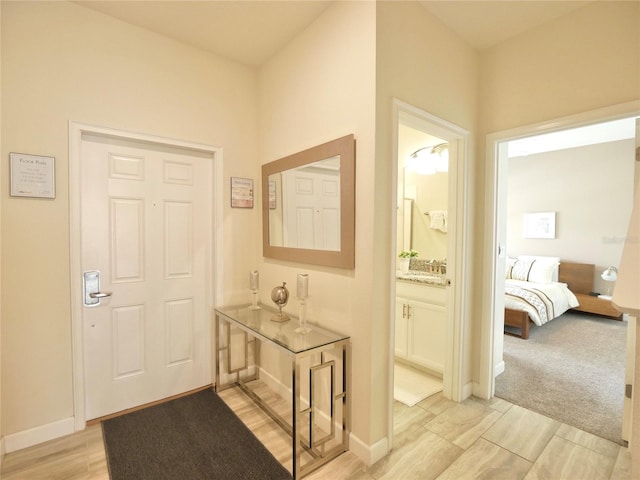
(395, 280, 446, 375)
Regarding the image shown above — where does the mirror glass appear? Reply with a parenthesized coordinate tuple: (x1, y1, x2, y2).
(267, 155, 341, 251)
(262, 135, 355, 268)
(397, 124, 448, 260)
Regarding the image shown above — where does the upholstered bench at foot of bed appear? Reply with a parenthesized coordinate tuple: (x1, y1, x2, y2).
(504, 308, 530, 339)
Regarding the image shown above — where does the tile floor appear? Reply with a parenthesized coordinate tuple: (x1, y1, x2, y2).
(0, 386, 632, 479)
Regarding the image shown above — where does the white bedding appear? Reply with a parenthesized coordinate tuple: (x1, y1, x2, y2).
(505, 279, 579, 326)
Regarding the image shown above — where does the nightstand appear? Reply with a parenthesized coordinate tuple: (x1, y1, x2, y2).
(573, 293, 623, 320)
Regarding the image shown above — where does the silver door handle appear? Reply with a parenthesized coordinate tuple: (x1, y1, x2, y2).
(89, 291, 112, 299)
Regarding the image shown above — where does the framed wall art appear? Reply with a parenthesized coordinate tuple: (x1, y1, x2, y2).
(230, 177, 254, 208)
(524, 211, 556, 239)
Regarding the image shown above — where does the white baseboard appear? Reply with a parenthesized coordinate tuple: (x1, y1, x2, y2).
(349, 431, 389, 466)
(258, 368, 337, 433)
(258, 368, 389, 465)
(258, 368, 291, 402)
(494, 361, 505, 377)
(462, 381, 474, 400)
(471, 381, 482, 398)
(4, 417, 76, 453)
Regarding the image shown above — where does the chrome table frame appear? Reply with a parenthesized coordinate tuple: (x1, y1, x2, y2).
(214, 304, 351, 479)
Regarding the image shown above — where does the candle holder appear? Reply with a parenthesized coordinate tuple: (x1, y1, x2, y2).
(249, 289, 261, 310)
(294, 297, 311, 334)
(248, 270, 261, 310)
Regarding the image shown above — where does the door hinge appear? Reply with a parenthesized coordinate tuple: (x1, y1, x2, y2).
(626, 383, 632, 399)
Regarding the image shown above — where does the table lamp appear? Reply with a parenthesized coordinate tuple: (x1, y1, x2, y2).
(598, 266, 618, 300)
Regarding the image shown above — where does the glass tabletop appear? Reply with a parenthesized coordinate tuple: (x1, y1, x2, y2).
(215, 304, 350, 355)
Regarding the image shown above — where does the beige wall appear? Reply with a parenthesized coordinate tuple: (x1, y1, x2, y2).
(507, 139, 635, 293)
(376, 0, 479, 422)
(258, 1, 377, 451)
(1, 1, 259, 436)
(479, 1, 640, 135)
(405, 172, 448, 261)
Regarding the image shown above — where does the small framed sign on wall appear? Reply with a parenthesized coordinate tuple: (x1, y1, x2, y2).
(10, 152, 56, 199)
(230, 177, 254, 208)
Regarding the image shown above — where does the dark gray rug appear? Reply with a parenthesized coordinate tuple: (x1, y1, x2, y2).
(497, 311, 627, 444)
(102, 388, 292, 480)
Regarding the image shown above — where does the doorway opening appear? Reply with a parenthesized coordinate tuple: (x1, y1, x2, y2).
(69, 122, 223, 431)
(388, 99, 470, 445)
(480, 101, 640, 444)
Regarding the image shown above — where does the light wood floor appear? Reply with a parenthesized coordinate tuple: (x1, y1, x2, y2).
(1, 384, 632, 479)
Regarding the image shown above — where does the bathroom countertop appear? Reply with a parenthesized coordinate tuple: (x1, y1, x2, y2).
(396, 271, 447, 287)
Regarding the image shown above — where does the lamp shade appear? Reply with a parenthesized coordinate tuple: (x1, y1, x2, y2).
(601, 266, 618, 282)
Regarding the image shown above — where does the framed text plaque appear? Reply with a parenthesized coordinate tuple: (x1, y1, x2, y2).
(10, 153, 56, 199)
(230, 177, 254, 208)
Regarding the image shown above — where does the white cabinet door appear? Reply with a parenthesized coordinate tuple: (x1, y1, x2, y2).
(395, 299, 408, 358)
(407, 301, 446, 374)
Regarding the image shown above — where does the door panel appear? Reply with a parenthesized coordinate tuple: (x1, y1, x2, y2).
(621, 117, 640, 443)
(112, 305, 145, 378)
(282, 168, 340, 250)
(111, 198, 144, 281)
(81, 134, 211, 420)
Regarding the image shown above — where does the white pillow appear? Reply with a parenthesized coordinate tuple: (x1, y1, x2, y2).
(505, 257, 517, 279)
(510, 259, 536, 281)
(518, 256, 560, 284)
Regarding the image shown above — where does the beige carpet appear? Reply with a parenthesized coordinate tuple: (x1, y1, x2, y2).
(394, 363, 443, 407)
(497, 311, 627, 444)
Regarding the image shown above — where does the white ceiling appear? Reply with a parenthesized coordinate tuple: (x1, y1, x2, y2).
(418, 1, 594, 51)
(76, 1, 595, 67)
(75, 1, 333, 68)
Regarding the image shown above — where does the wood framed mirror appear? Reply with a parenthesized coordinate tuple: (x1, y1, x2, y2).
(262, 134, 355, 269)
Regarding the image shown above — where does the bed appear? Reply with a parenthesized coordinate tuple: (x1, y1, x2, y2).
(503, 256, 582, 339)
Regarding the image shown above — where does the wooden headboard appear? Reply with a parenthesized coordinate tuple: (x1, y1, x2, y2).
(558, 262, 595, 294)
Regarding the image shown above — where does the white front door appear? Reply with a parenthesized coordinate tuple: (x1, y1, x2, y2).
(80, 133, 212, 420)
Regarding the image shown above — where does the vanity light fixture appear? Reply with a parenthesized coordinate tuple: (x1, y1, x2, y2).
(406, 142, 449, 175)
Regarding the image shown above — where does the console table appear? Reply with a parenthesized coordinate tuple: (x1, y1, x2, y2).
(214, 304, 351, 479)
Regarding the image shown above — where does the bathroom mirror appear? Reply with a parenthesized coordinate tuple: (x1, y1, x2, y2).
(262, 134, 355, 268)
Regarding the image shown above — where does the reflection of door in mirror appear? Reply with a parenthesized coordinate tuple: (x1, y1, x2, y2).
(268, 157, 341, 250)
(276, 157, 340, 250)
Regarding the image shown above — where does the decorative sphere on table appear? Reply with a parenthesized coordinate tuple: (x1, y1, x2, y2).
(270, 282, 290, 322)
(271, 282, 289, 308)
